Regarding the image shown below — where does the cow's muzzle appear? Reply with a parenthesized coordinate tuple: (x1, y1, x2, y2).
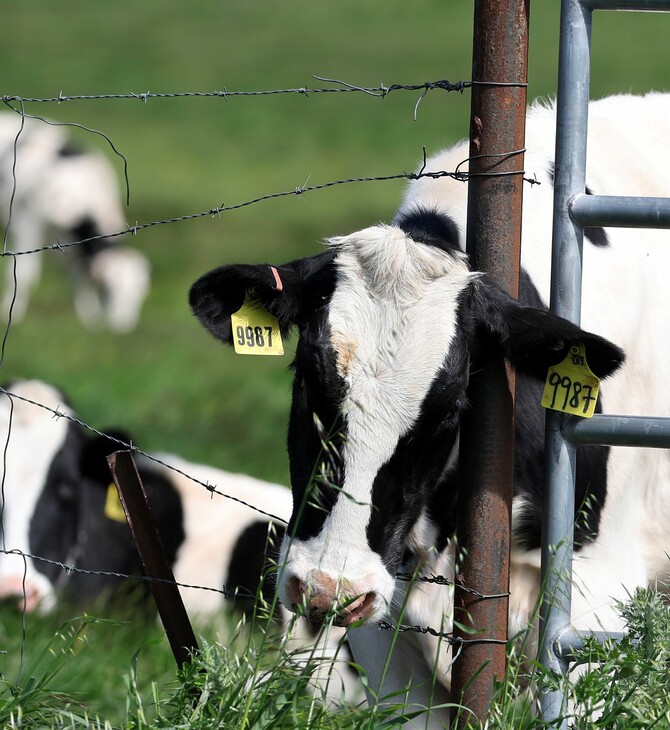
(284, 570, 378, 627)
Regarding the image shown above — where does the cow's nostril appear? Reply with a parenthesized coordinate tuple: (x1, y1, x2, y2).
(284, 575, 307, 606)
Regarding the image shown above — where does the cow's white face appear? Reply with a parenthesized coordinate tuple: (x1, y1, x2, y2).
(277, 224, 474, 623)
(189, 207, 625, 627)
(82, 246, 151, 333)
(0, 381, 75, 612)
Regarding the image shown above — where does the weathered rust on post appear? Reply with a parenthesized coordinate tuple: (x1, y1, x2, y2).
(451, 0, 529, 725)
(107, 450, 199, 669)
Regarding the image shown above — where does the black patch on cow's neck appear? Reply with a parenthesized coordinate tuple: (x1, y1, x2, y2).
(287, 308, 346, 542)
(226, 520, 286, 618)
(366, 331, 469, 571)
(546, 162, 609, 248)
(396, 208, 461, 254)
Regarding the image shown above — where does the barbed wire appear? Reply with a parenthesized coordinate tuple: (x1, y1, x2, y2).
(0, 548, 250, 601)
(377, 619, 508, 648)
(1, 78, 473, 107)
(0, 156, 538, 260)
(0, 385, 289, 525)
(1, 547, 510, 648)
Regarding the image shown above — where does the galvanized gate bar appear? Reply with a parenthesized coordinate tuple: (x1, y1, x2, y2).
(540, 0, 670, 726)
(451, 0, 528, 724)
(583, 0, 670, 9)
(563, 414, 670, 447)
(107, 450, 199, 669)
(570, 194, 670, 228)
(539, 0, 593, 723)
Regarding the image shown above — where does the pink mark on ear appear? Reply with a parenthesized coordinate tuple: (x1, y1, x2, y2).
(270, 266, 284, 292)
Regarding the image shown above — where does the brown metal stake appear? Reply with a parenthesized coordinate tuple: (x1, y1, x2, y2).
(451, 0, 529, 726)
(107, 450, 199, 670)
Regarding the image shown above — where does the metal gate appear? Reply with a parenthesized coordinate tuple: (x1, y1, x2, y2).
(540, 0, 670, 725)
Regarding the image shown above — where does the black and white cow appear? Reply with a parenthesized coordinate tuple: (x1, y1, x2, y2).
(0, 113, 150, 332)
(0, 380, 361, 704)
(189, 92, 670, 726)
(0, 380, 290, 616)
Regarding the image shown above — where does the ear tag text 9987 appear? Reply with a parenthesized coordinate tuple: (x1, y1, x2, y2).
(542, 342, 600, 418)
(231, 294, 284, 356)
(541, 343, 600, 418)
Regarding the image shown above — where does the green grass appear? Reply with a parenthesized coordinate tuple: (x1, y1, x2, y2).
(3, 588, 670, 728)
(1, 2, 670, 727)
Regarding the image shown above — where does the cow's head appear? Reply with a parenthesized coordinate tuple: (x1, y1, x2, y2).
(0, 380, 84, 613)
(189, 209, 624, 627)
(39, 145, 150, 333)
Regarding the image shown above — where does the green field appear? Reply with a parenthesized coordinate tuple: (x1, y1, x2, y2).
(1, 2, 669, 727)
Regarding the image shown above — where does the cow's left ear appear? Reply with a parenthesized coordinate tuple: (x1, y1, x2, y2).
(470, 275, 625, 380)
(80, 431, 133, 485)
(189, 250, 336, 346)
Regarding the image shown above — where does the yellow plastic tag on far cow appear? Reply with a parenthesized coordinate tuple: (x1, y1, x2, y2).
(104, 483, 127, 523)
(541, 343, 600, 418)
(230, 295, 284, 356)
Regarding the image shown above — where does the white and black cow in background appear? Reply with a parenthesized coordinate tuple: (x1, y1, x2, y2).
(189, 92, 670, 727)
(0, 380, 361, 705)
(0, 380, 289, 617)
(0, 112, 150, 332)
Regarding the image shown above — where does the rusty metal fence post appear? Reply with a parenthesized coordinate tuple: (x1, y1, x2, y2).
(107, 450, 199, 669)
(451, 0, 529, 725)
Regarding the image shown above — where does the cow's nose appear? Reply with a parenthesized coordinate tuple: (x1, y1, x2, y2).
(0, 577, 46, 613)
(284, 571, 377, 626)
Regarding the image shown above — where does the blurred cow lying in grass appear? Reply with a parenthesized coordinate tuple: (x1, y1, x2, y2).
(0, 112, 150, 332)
(0, 379, 362, 705)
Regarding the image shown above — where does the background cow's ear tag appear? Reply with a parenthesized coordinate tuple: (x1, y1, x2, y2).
(105, 483, 127, 523)
(541, 343, 600, 418)
(230, 294, 284, 356)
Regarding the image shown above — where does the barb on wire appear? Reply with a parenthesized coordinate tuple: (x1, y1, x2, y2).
(395, 571, 510, 600)
(0, 162, 539, 259)
(0, 386, 288, 526)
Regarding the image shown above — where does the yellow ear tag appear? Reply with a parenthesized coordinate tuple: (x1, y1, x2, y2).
(104, 483, 127, 523)
(541, 343, 600, 418)
(230, 294, 284, 356)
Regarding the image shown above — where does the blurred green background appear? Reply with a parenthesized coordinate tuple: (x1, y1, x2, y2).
(2, 1, 667, 486)
(1, 2, 668, 723)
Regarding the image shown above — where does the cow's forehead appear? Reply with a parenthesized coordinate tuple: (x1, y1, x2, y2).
(323, 224, 471, 483)
(326, 224, 472, 390)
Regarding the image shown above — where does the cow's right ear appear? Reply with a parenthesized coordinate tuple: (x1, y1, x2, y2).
(189, 250, 335, 346)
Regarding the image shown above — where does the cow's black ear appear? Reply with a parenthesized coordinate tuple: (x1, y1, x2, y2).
(80, 430, 133, 485)
(470, 275, 625, 380)
(189, 250, 336, 346)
